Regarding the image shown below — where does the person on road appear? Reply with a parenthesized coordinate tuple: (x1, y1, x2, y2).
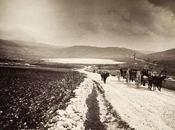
(126, 68, 130, 83)
(116, 70, 121, 81)
(135, 70, 141, 88)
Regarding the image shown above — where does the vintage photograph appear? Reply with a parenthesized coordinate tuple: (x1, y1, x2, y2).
(0, 0, 175, 130)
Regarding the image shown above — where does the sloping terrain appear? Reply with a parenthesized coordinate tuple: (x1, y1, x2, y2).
(143, 48, 175, 76)
(145, 48, 175, 61)
(0, 39, 62, 61)
(0, 39, 145, 61)
(55, 46, 145, 59)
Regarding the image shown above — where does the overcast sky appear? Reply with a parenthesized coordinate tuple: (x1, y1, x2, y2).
(0, 0, 175, 51)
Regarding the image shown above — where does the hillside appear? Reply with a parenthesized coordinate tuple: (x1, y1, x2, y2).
(0, 39, 145, 61)
(56, 46, 145, 59)
(144, 48, 175, 76)
(145, 48, 175, 61)
(0, 39, 62, 61)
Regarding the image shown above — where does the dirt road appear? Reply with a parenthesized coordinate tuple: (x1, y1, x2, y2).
(49, 69, 175, 130)
(81, 69, 175, 130)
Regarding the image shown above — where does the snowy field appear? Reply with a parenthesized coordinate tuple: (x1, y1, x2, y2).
(42, 58, 125, 64)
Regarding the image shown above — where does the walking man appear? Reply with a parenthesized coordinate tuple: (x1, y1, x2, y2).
(126, 68, 130, 83)
(136, 70, 141, 88)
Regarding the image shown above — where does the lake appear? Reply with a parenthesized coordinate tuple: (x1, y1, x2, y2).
(42, 58, 125, 65)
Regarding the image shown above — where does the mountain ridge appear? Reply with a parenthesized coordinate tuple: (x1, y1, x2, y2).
(1, 39, 174, 62)
(0, 39, 145, 60)
(145, 48, 175, 61)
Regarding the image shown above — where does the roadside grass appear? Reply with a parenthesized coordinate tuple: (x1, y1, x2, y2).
(163, 81, 175, 91)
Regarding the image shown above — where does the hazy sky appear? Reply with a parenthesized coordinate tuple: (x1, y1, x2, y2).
(0, 0, 175, 51)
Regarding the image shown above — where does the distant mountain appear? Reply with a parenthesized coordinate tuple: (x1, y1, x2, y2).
(145, 48, 175, 61)
(143, 48, 175, 76)
(137, 50, 156, 54)
(0, 39, 62, 61)
(55, 46, 145, 59)
(0, 39, 145, 61)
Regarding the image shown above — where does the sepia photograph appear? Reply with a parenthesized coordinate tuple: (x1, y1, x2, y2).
(0, 0, 175, 130)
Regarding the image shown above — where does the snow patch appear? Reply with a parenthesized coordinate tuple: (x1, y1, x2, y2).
(47, 78, 94, 130)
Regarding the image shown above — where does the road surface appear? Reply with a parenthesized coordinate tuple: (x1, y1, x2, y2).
(49, 68, 175, 130)
(81, 69, 175, 130)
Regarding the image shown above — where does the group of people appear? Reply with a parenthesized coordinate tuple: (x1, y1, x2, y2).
(119, 68, 167, 91)
(119, 68, 142, 87)
(99, 68, 167, 91)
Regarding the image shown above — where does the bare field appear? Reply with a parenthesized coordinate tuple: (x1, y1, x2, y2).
(0, 67, 85, 129)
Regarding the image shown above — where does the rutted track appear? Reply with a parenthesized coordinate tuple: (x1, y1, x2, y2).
(94, 81, 134, 130)
(80, 68, 175, 130)
(84, 86, 106, 130)
(84, 79, 134, 130)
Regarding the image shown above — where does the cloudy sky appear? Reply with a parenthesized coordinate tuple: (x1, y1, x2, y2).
(0, 0, 175, 51)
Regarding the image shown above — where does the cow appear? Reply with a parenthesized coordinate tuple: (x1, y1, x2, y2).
(148, 75, 166, 91)
(141, 69, 150, 86)
(120, 68, 138, 83)
(100, 71, 110, 84)
(129, 69, 137, 82)
(120, 68, 127, 79)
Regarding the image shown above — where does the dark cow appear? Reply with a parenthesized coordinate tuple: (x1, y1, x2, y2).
(141, 69, 149, 86)
(148, 75, 166, 91)
(120, 68, 138, 82)
(100, 71, 110, 84)
(120, 68, 127, 79)
(129, 69, 137, 82)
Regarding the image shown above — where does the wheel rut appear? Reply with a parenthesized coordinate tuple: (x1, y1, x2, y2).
(93, 80, 135, 130)
(84, 85, 106, 130)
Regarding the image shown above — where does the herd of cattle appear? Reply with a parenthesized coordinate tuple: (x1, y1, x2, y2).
(98, 68, 167, 91)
